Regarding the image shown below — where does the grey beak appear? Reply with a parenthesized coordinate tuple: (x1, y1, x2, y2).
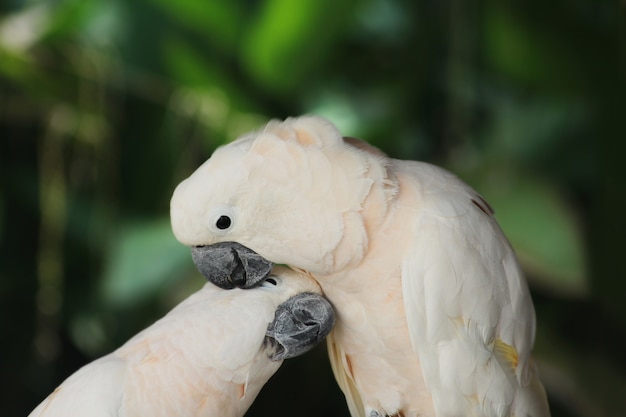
(191, 242, 273, 289)
(265, 292, 335, 361)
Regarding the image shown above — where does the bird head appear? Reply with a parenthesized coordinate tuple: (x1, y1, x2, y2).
(171, 116, 377, 288)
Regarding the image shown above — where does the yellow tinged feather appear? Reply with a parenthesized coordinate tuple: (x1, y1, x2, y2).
(170, 115, 551, 417)
(494, 338, 519, 371)
(327, 334, 366, 417)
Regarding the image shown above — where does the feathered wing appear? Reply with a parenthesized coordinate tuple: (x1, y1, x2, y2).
(399, 161, 550, 417)
(327, 331, 366, 417)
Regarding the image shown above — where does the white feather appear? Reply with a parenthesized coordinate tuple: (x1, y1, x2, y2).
(401, 160, 548, 417)
(170, 115, 551, 417)
(28, 267, 322, 417)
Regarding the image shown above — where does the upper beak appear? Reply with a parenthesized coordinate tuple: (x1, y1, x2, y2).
(191, 242, 274, 289)
(264, 292, 335, 361)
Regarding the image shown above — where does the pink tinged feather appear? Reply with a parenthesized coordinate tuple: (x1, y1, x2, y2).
(29, 268, 324, 417)
(169, 115, 549, 417)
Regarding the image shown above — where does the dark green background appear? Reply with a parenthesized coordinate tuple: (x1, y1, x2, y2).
(1, 0, 621, 416)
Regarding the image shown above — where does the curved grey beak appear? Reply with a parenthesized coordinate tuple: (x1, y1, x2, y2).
(264, 292, 335, 361)
(191, 242, 273, 289)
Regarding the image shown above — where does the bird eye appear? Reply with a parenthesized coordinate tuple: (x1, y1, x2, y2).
(261, 276, 280, 288)
(207, 206, 237, 234)
(216, 215, 231, 230)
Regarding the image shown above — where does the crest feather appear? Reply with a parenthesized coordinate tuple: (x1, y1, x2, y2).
(260, 115, 344, 148)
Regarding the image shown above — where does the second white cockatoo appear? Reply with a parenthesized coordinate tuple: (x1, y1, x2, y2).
(170, 116, 551, 417)
(28, 266, 334, 417)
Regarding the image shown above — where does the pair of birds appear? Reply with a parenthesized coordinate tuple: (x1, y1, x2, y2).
(30, 116, 551, 417)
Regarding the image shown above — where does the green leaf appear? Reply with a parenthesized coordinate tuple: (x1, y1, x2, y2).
(146, 0, 243, 51)
(162, 36, 269, 144)
(163, 37, 232, 91)
(241, 0, 358, 93)
(0, 47, 57, 97)
(101, 218, 193, 309)
(484, 4, 576, 89)
(42, 0, 96, 42)
(483, 94, 587, 162)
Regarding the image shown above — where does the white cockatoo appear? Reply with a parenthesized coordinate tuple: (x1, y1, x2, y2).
(170, 116, 551, 417)
(28, 266, 334, 417)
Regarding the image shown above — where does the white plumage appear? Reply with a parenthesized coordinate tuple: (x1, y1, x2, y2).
(28, 266, 328, 417)
(170, 115, 551, 417)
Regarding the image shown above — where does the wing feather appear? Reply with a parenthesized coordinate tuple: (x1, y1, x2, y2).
(327, 331, 366, 417)
(398, 161, 549, 417)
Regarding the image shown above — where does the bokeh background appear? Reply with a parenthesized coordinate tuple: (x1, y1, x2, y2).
(0, 0, 621, 416)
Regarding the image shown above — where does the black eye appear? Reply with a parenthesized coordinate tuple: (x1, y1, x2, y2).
(265, 278, 277, 286)
(216, 215, 232, 230)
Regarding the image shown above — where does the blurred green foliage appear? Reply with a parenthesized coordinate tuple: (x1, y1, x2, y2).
(0, 0, 620, 416)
